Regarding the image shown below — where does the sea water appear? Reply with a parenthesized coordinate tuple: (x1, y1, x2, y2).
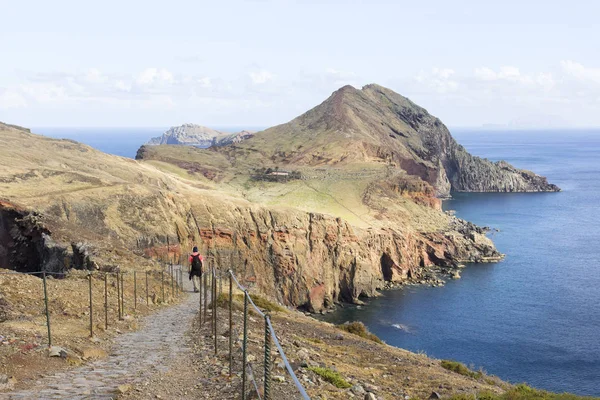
(322, 130, 600, 396)
(34, 126, 261, 159)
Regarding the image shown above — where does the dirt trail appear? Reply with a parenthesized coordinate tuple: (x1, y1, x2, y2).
(1, 276, 200, 400)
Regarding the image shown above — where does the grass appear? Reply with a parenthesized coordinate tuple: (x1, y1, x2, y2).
(307, 366, 352, 389)
(336, 321, 383, 344)
(449, 384, 600, 400)
(441, 360, 483, 379)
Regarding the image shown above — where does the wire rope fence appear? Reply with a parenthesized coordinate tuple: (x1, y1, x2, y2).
(0, 262, 185, 349)
(198, 264, 310, 400)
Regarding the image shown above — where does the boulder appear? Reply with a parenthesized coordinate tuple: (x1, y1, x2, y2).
(48, 346, 67, 358)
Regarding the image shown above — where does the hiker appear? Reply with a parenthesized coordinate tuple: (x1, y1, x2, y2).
(188, 246, 203, 293)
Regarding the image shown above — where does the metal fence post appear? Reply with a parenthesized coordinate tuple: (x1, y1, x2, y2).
(203, 273, 207, 324)
(117, 272, 122, 320)
(199, 271, 203, 326)
(264, 314, 272, 400)
(121, 272, 125, 316)
(242, 290, 249, 400)
(134, 271, 137, 310)
(213, 269, 217, 356)
(209, 271, 214, 332)
(229, 271, 233, 375)
(42, 272, 52, 347)
(88, 273, 93, 337)
(161, 271, 165, 303)
(171, 265, 174, 298)
(145, 271, 149, 306)
(104, 273, 108, 330)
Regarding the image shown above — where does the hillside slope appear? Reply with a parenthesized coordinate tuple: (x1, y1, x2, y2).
(216, 84, 558, 196)
(1, 115, 499, 313)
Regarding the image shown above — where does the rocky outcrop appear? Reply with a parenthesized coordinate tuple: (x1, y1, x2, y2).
(181, 204, 501, 312)
(146, 124, 254, 148)
(0, 201, 71, 275)
(216, 130, 255, 146)
(147, 124, 224, 147)
(232, 84, 559, 196)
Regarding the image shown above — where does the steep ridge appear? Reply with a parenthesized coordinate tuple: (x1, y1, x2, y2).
(224, 84, 559, 196)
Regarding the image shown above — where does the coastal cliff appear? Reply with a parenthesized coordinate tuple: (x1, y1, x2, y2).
(226, 84, 559, 196)
(0, 82, 557, 312)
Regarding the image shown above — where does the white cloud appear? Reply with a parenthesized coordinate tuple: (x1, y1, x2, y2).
(136, 68, 174, 86)
(84, 68, 106, 83)
(0, 90, 27, 108)
(249, 70, 273, 84)
(4, 61, 600, 127)
(536, 72, 555, 90)
(561, 60, 600, 84)
(415, 68, 459, 93)
(474, 66, 529, 83)
(114, 80, 131, 92)
(473, 66, 556, 89)
(20, 83, 68, 104)
(197, 77, 212, 88)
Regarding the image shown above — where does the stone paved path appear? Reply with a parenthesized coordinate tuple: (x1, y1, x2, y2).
(1, 271, 201, 400)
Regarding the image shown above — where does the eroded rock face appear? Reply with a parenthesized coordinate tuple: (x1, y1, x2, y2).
(146, 124, 254, 149)
(147, 124, 224, 147)
(0, 202, 70, 275)
(183, 206, 501, 312)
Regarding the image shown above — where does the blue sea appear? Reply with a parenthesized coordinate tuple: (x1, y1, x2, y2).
(322, 129, 600, 396)
(33, 127, 600, 395)
(34, 126, 262, 159)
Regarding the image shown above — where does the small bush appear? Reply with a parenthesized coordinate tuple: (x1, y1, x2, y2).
(441, 360, 482, 379)
(307, 367, 352, 389)
(448, 384, 600, 400)
(248, 294, 287, 313)
(336, 321, 383, 344)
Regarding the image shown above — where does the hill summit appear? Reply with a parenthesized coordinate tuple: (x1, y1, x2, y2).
(229, 84, 559, 196)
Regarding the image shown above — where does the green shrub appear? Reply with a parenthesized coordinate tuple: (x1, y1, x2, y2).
(448, 395, 476, 400)
(441, 360, 482, 379)
(248, 294, 287, 312)
(336, 321, 383, 344)
(307, 366, 352, 389)
(449, 384, 600, 400)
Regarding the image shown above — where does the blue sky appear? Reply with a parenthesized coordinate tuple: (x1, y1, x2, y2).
(1, 0, 599, 128)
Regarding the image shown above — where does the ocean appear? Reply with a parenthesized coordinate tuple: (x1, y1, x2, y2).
(34, 126, 261, 159)
(34, 127, 600, 395)
(322, 129, 600, 396)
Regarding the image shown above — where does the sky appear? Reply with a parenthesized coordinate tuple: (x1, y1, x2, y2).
(1, 0, 599, 129)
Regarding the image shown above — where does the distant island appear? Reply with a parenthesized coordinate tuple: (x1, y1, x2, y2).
(146, 123, 254, 148)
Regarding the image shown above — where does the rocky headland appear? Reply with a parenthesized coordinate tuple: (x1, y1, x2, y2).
(0, 85, 559, 313)
(146, 123, 254, 148)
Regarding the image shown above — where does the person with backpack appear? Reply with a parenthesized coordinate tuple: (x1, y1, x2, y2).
(188, 246, 203, 292)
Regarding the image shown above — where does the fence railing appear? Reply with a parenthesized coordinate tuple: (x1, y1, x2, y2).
(1, 261, 311, 399)
(199, 266, 310, 400)
(0, 263, 184, 348)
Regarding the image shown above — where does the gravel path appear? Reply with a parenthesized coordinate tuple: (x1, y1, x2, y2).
(1, 273, 200, 400)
